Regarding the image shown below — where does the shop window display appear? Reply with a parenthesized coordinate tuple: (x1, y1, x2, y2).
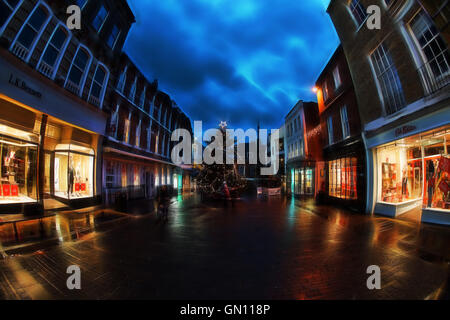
(0, 135, 37, 204)
(424, 131, 450, 210)
(377, 141, 423, 203)
(328, 157, 357, 200)
(54, 144, 94, 200)
(291, 167, 314, 196)
(376, 126, 449, 211)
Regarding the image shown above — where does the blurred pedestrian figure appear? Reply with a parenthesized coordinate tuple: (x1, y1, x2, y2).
(156, 185, 171, 220)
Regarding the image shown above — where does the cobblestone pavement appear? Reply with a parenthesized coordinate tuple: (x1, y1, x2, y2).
(0, 196, 448, 300)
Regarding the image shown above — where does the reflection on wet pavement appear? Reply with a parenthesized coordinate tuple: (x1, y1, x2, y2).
(0, 210, 130, 254)
(0, 195, 449, 300)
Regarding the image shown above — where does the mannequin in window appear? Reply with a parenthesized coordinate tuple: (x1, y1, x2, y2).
(75, 162, 81, 197)
(427, 160, 435, 207)
(402, 168, 408, 200)
(68, 162, 74, 198)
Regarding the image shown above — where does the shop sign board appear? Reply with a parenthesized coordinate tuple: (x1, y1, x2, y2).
(8, 73, 42, 98)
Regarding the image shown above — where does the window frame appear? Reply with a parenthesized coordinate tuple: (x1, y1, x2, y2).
(9, 1, 52, 62)
(348, 0, 368, 29)
(369, 41, 406, 116)
(333, 66, 342, 90)
(91, 4, 108, 33)
(107, 24, 120, 49)
(64, 44, 93, 96)
(36, 21, 71, 79)
(88, 62, 109, 108)
(340, 105, 351, 139)
(327, 116, 334, 145)
(408, 10, 450, 81)
(0, 0, 24, 36)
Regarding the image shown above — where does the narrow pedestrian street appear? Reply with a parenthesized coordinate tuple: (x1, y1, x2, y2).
(0, 196, 448, 300)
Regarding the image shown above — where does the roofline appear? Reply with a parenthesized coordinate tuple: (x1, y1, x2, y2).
(314, 44, 343, 85)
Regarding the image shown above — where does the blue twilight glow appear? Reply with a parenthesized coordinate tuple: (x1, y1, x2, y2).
(124, 0, 338, 130)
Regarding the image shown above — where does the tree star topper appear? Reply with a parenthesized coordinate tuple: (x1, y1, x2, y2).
(219, 121, 227, 129)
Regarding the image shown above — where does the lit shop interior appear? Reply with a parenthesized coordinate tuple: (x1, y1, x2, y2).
(376, 125, 450, 213)
(0, 124, 38, 204)
(289, 166, 314, 196)
(328, 157, 358, 200)
(40, 117, 97, 202)
(53, 144, 94, 200)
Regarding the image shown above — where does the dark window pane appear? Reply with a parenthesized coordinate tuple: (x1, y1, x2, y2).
(91, 83, 101, 98)
(6, 0, 20, 7)
(42, 46, 58, 66)
(74, 50, 88, 69)
(92, 6, 107, 31)
(17, 25, 37, 48)
(0, 2, 12, 27)
(69, 67, 82, 84)
(94, 67, 105, 83)
(29, 7, 47, 31)
(52, 28, 66, 49)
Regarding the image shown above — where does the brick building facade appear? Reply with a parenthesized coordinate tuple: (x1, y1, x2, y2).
(315, 45, 365, 212)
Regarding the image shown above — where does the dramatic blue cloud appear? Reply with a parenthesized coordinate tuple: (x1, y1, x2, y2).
(124, 0, 338, 130)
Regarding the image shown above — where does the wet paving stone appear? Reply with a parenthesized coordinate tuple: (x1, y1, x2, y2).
(0, 195, 448, 299)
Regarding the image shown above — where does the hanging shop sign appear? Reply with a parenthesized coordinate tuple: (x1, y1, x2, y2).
(8, 73, 42, 98)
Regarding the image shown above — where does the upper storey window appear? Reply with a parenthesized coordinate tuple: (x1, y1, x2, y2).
(322, 81, 329, 102)
(76, 0, 87, 9)
(0, 0, 20, 29)
(129, 77, 137, 102)
(333, 66, 342, 89)
(327, 116, 334, 145)
(66, 46, 91, 95)
(410, 11, 449, 88)
(370, 42, 406, 115)
(88, 64, 108, 107)
(107, 25, 120, 48)
(92, 5, 107, 33)
(117, 66, 127, 93)
(38, 25, 69, 78)
(139, 86, 146, 109)
(349, 0, 367, 28)
(12, 4, 50, 61)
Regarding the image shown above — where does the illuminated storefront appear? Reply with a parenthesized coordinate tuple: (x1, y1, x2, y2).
(321, 136, 366, 212)
(287, 161, 315, 197)
(53, 144, 94, 200)
(0, 125, 38, 205)
(374, 126, 450, 216)
(328, 157, 358, 200)
(0, 52, 107, 213)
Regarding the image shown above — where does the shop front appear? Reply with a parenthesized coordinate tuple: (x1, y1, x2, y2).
(366, 103, 450, 225)
(373, 125, 450, 222)
(0, 124, 38, 207)
(102, 146, 180, 204)
(0, 54, 107, 214)
(322, 136, 366, 212)
(53, 144, 95, 201)
(287, 160, 315, 197)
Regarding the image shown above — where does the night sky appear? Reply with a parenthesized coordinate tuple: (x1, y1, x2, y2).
(124, 0, 338, 131)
